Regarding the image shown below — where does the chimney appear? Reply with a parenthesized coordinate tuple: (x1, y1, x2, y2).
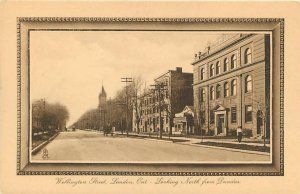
(176, 67, 182, 73)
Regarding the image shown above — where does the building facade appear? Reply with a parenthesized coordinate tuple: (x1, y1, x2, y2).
(133, 67, 193, 134)
(173, 106, 194, 134)
(192, 34, 270, 138)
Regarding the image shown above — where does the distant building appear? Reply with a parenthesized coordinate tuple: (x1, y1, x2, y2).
(173, 106, 194, 135)
(133, 67, 193, 134)
(98, 85, 107, 130)
(192, 34, 270, 138)
(98, 85, 107, 108)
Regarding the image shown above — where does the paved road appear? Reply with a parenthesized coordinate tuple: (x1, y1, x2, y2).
(32, 130, 270, 162)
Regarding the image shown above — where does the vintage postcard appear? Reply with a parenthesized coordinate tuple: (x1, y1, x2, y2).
(1, 2, 299, 194)
(29, 30, 273, 165)
(16, 18, 281, 174)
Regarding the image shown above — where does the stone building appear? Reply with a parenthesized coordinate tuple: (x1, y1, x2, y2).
(133, 67, 193, 134)
(192, 34, 270, 138)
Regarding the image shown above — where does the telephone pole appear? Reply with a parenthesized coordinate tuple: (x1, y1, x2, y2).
(151, 82, 167, 139)
(121, 77, 133, 136)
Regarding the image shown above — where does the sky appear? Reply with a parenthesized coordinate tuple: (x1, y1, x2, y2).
(30, 30, 224, 126)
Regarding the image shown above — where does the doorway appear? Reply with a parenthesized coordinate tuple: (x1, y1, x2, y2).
(217, 115, 224, 134)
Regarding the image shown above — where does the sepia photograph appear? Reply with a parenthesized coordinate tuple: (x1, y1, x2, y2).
(29, 30, 272, 164)
(4, 2, 300, 194)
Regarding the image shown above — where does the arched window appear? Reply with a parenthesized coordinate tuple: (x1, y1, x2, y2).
(231, 79, 237, 96)
(200, 88, 206, 102)
(210, 64, 214, 77)
(216, 84, 221, 99)
(216, 62, 220, 75)
(224, 82, 229, 97)
(245, 75, 252, 92)
(200, 68, 205, 80)
(231, 54, 237, 69)
(224, 58, 229, 72)
(245, 48, 252, 64)
(210, 86, 215, 100)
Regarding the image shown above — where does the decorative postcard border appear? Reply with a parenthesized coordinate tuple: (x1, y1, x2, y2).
(16, 17, 284, 176)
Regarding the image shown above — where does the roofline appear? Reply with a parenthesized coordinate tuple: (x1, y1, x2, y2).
(154, 70, 193, 81)
(191, 34, 254, 66)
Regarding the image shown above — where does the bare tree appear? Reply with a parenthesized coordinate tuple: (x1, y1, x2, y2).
(160, 78, 192, 136)
(252, 93, 270, 147)
(129, 76, 145, 134)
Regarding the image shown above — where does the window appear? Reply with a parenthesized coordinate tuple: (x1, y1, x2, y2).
(224, 58, 229, 72)
(200, 88, 206, 102)
(200, 68, 205, 80)
(245, 48, 252, 64)
(216, 62, 220, 75)
(245, 75, 252, 92)
(231, 54, 237, 69)
(245, 105, 253, 122)
(210, 86, 215, 100)
(166, 116, 169, 124)
(216, 84, 221, 99)
(231, 107, 237, 123)
(224, 82, 229, 97)
(210, 64, 214, 77)
(231, 79, 237, 96)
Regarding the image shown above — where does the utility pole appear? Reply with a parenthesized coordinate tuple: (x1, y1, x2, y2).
(151, 82, 167, 139)
(115, 100, 126, 134)
(121, 77, 133, 136)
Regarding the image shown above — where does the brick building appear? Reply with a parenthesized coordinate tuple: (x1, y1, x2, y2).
(133, 67, 193, 134)
(192, 34, 270, 138)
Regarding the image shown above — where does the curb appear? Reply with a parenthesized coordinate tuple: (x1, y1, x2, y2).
(177, 142, 270, 156)
(122, 133, 270, 156)
(31, 132, 60, 155)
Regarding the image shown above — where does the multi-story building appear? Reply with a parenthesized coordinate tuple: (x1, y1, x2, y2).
(133, 67, 193, 134)
(192, 34, 270, 138)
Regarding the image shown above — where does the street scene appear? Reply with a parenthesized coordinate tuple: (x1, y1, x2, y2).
(32, 129, 269, 162)
(30, 31, 271, 163)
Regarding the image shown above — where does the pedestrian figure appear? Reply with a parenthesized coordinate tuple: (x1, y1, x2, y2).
(237, 126, 242, 143)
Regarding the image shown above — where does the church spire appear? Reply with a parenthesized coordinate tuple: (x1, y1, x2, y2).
(99, 85, 107, 108)
(100, 85, 106, 97)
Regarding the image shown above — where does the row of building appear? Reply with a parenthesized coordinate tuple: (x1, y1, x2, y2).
(134, 33, 271, 138)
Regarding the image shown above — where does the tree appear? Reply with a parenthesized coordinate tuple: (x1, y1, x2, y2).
(252, 93, 270, 147)
(32, 99, 69, 133)
(160, 78, 191, 136)
(129, 76, 145, 134)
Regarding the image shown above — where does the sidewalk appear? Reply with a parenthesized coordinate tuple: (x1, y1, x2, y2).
(116, 132, 270, 155)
